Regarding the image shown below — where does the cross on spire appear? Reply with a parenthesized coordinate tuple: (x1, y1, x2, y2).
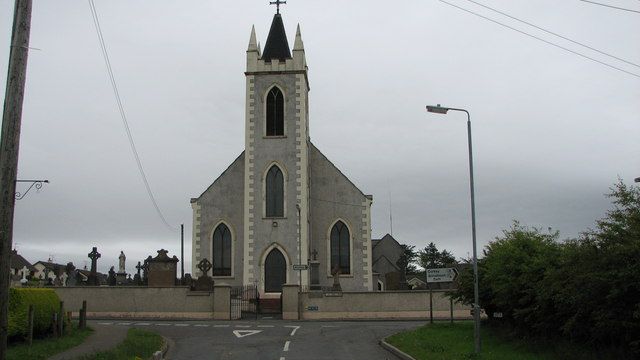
(269, 0, 286, 14)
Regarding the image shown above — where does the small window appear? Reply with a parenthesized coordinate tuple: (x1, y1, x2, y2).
(330, 221, 350, 274)
(266, 87, 284, 136)
(266, 165, 284, 217)
(212, 223, 232, 276)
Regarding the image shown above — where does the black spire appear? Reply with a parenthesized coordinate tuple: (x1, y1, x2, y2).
(261, 14, 291, 62)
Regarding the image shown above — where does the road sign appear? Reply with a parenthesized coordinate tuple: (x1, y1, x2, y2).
(426, 268, 458, 283)
(293, 264, 309, 270)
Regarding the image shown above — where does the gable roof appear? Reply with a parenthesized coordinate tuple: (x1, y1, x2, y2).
(261, 14, 291, 62)
(309, 142, 371, 200)
(372, 254, 400, 272)
(194, 151, 244, 202)
(10, 250, 36, 272)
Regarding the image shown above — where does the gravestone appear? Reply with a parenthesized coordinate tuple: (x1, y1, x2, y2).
(116, 251, 127, 285)
(133, 261, 143, 285)
(147, 249, 179, 287)
(309, 249, 321, 290)
(87, 247, 101, 286)
(107, 266, 116, 286)
(20, 266, 28, 285)
(331, 265, 342, 292)
(193, 258, 214, 291)
(65, 262, 76, 286)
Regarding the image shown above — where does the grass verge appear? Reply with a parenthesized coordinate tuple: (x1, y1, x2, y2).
(385, 321, 620, 360)
(7, 325, 93, 360)
(79, 328, 163, 360)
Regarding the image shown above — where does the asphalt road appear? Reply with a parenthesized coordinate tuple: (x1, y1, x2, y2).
(89, 319, 422, 360)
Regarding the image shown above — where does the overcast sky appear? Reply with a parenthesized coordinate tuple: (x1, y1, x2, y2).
(1, 0, 638, 274)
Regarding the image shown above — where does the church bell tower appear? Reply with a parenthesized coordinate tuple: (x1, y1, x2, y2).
(243, 11, 310, 292)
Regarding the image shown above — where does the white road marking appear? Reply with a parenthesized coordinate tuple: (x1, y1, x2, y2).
(321, 325, 338, 328)
(284, 325, 300, 336)
(135, 323, 151, 326)
(97, 322, 113, 325)
(213, 324, 229, 328)
(262, 316, 273, 319)
(235, 325, 251, 328)
(257, 325, 274, 328)
(279, 358, 285, 360)
(155, 323, 171, 326)
(175, 324, 189, 327)
(233, 330, 262, 338)
(283, 340, 290, 351)
(116, 322, 131, 326)
(194, 324, 210, 327)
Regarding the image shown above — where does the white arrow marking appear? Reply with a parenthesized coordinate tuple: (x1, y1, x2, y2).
(233, 330, 262, 338)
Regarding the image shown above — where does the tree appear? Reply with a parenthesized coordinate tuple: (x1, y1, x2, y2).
(396, 244, 417, 275)
(418, 242, 457, 269)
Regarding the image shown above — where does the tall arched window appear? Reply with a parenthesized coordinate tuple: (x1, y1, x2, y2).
(266, 87, 284, 136)
(265, 165, 284, 217)
(212, 223, 232, 276)
(330, 221, 350, 274)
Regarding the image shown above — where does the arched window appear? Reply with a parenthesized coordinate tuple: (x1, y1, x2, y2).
(266, 87, 284, 136)
(330, 221, 350, 274)
(265, 165, 284, 217)
(212, 223, 232, 276)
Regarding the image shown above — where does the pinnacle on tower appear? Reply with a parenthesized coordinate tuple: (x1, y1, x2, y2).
(247, 25, 258, 52)
(293, 23, 304, 51)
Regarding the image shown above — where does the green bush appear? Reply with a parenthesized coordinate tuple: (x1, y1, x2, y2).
(8, 288, 60, 339)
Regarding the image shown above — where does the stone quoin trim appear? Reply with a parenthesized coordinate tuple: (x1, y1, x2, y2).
(362, 197, 373, 290)
(294, 72, 309, 286)
(244, 75, 256, 285)
(190, 200, 201, 276)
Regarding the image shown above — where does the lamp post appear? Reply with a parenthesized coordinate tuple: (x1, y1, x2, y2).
(426, 104, 481, 354)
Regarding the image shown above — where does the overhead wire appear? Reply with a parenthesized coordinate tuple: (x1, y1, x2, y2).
(578, 0, 640, 14)
(464, 0, 640, 69)
(436, 0, 640, 79)
(88, 0, 178, 231)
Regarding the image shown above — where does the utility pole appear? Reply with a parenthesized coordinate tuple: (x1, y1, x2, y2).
(180, 224, 184, 281)
(0, 1, 33, 358)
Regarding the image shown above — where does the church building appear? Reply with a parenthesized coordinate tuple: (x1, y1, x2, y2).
(191, 10, 374, 294)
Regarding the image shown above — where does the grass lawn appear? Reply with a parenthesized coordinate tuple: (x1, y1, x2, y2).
(386, 321, 614, 360)
(7, 326, 93, 360)
(79, 328, 163, 360)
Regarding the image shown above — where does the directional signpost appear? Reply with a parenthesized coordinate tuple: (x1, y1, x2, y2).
(426, 268, 458, 324)
(426, 268, 458, 283)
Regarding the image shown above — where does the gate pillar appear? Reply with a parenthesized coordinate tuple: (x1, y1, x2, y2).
(213, 284, 231, 320)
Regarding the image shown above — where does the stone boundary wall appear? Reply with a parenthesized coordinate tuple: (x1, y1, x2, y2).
(54, 286, 216, 319)
(299, 290, 472, 320)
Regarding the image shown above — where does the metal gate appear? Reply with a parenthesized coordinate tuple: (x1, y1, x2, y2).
(231, 285, 259, 320)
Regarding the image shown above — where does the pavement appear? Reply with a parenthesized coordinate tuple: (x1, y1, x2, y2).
(47, 319, 422, 360)
(49, 324, 128, 360)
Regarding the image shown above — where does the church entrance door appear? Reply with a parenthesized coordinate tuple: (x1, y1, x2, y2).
(264, 248, 286, 292)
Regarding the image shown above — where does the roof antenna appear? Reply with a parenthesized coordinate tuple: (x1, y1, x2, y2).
(269, 0, 286, 14)
(388, 182, 393, 236)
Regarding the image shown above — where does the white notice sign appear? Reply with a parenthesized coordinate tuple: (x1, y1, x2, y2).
(426, 268, 458, 283)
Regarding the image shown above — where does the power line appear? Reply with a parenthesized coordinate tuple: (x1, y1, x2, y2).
(88, 0, 177, 231)
(578, 0, 640, 14)
(436, 0, 640, 79)
(464, 0, 640, 69)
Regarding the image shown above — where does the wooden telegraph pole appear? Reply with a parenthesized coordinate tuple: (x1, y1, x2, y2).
(0, 1, 32, 358)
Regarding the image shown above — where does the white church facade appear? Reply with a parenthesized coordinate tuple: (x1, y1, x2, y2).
(191, 12, 374, 293)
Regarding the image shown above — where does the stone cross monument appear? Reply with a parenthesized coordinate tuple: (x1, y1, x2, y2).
(87, 246, 101, 286)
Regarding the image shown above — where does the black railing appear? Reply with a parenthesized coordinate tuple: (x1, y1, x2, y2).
(230, 285, 259, 320)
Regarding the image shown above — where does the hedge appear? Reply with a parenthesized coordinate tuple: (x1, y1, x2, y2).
(8, 288, 60, 339)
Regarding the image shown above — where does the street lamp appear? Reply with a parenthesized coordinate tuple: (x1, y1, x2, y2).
(426, 104, 481, 354)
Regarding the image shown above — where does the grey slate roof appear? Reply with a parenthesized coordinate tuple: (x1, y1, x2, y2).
(261, 14, 291, 62)
(10, 250, 36, 272)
